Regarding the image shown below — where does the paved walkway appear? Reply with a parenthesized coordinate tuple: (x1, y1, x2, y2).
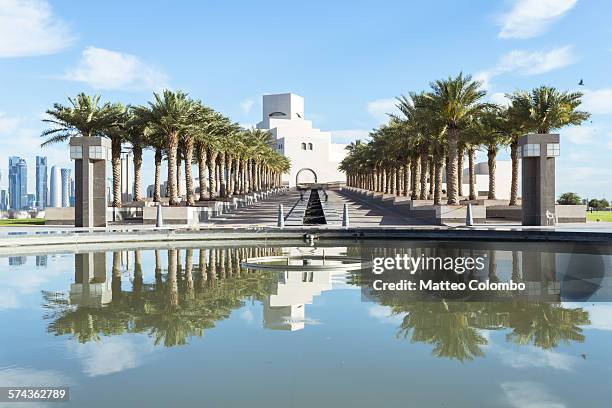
(207, 189, 304, 227)
(323, 190, 428, 227)
(207, 189, 427, 228)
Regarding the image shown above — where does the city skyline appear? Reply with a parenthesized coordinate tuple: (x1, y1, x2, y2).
(0, 154, 73, 211)
(1, 1, 611, 197)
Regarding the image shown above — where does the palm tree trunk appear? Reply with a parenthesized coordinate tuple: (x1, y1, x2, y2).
(487, 146, 497, 200)
(403, 162, 410, 196)
(394, 168, 401, 195)
(167, 131, 180, 206)
(419, 151, 427, 200)
(219, 152, 227, 198)
(446, 126, 459, 205)
(154, 148, 162, 202)
(168, 249, 178, 307)
(434, 153, 444, 205)
(457, 144, 464, 198)
(510, 140, 519, 206)
(428, 157, 434, 196)
(133, 144, 143, 202)
(207, 150, 218, 200)
(411, 158, 420, 200)
(468, 146, 476, 201)
(111, 137, 122, 207)
(227, 156, 234, 198)
(184, 136, 195, 205)
(197, 143, 208, 201)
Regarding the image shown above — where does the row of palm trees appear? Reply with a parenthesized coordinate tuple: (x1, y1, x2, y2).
(340, 73, 590, 205)
(42, 90, 291, 207)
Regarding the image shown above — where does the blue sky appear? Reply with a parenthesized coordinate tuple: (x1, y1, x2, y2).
(1, 0, 611, 198)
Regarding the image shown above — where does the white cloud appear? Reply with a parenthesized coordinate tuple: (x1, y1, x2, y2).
(581, 89, 612, 115)
(0, 0, 75, 57)
(0, 112, 20, 133)
(562, 125, 598, 145)
(0, 366, 71, 387)
(240, 99, 255, 114)
(495, 346, 577, 371)
(501, 382, 567, 408)
(68, 336, 154, 377)
(476, 46, 576, 89)
(498, 0, 578, 39)
(367, 98, 399, 123)
(368, 305, 403, 325)
(240, 309, 254, 323)
(489, 92, 510, 106)
(330, 129, 370, 144)
(63, 47, 168, 91)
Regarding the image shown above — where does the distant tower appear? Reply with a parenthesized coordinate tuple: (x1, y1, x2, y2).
(61, 168, 71, 207)
(49, 166, 61, 208)
(36, 156, 48, 209)
(8, 156, 28, 210)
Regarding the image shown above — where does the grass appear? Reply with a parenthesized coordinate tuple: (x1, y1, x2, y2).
(586, 211, 612, 222)
(0, 218, 45, 226)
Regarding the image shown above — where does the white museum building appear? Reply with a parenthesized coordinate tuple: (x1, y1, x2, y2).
(256, 93, 347, 187)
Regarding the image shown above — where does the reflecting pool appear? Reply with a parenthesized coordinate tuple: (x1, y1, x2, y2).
(1, 241, 612, 407)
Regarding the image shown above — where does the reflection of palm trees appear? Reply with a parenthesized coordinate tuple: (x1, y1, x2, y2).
(505, 302, 590, 349)
(395, 301, 487, 362)
(43, 246, 278, 348)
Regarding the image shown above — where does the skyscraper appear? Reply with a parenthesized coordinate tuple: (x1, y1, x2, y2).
(49, 166, 61, 208)
(0, 189, 7, 211)
(36, 156, 48, 209)
(61, 168, 71, 207)
(8, 156, 28, 210)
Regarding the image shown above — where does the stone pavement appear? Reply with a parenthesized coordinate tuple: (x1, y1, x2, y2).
(207, 188, 428, 228)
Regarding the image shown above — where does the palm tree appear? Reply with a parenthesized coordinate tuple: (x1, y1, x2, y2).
(103, 103, 130, 207)
(507, 86, 590, 205)
(477, 107, 512, 200)
(124, 112, 149, 202)
(507, 86, 590, 134)
(424, 73, 488, 205)
(135, 90, 195, 206)
(41, 93, 115, 145)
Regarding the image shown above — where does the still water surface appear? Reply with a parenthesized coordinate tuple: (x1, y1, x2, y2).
(1, 241, 612, 407)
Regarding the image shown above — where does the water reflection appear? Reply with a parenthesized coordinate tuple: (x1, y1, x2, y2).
(39, 243, 609, 363)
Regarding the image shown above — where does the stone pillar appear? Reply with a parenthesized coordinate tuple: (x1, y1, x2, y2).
(69, 136, 111, 227)
(518, 134, 560, 226)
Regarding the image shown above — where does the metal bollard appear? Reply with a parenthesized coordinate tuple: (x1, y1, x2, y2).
(277, 204, 285, 228)
(342, 203, 349, 228)
(156, 203, 163, 228)
(466, 203, 473, 227)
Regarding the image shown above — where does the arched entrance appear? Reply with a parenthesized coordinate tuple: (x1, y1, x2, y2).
(296, 168, 317, 185)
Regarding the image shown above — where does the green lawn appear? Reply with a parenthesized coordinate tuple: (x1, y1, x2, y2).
(0, 218, 45, 226)
(587, 211, 612, 222)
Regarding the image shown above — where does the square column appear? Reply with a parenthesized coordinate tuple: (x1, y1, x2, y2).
(69, 136, 111, 227)
(518, 134, 560, 226)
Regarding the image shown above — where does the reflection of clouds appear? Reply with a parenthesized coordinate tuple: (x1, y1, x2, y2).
(501, 381, 566, 408)
(0, 288, 19, 310)
(240, 309, 254, 323)
(368, 305, 403, 325)
(485, 332, 576, 371)
(497, 347, 576, 371)
(67, 335, 154, 377)
(567, 303, 612, 331)
(0, 255, 73, 305)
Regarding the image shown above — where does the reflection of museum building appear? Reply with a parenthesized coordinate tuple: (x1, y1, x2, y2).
(263, 247, 348, 331)
(256, 93, 346, 187)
